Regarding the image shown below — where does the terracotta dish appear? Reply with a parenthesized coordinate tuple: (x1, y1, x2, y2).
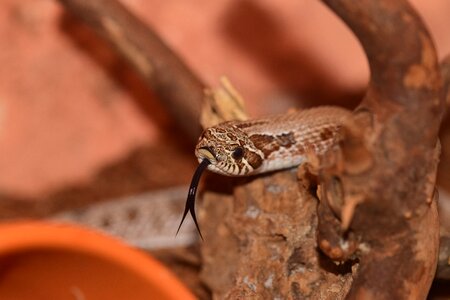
(0, 221, 195, 300)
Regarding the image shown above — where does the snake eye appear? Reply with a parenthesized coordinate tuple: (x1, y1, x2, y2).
(231, 147, 244, 160)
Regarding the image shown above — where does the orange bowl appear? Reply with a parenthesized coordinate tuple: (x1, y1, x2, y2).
(0, 221, 196, 300)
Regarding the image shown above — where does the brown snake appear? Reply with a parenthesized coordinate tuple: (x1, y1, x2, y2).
(177, 106, 351, 238)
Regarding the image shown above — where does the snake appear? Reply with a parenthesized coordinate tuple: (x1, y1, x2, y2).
(177, 106, 351, 239)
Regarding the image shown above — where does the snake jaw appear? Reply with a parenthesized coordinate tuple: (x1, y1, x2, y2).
(196, 147, 217, 163)
(194, 124, 265, 176)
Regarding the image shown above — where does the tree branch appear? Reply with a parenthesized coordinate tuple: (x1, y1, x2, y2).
(317, 0, 445, 298)
(58, 0, 205, 140)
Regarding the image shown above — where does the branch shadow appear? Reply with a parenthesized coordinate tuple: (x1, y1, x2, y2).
(220, 0, 363, 107)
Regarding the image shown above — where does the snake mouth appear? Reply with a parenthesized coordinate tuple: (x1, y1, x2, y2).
(196, 147, 217, 163)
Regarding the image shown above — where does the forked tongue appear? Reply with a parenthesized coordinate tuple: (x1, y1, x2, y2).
(176, 158, 211, 240)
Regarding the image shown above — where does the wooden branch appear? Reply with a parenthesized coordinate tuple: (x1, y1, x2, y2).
(58, 0, 205, 140)
(316, 0, 445, 298)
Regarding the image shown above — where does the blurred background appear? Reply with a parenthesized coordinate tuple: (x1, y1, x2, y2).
(0, 0, 449, 298)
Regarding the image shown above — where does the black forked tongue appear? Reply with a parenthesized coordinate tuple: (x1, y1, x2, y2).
(176, 158, 211, 240)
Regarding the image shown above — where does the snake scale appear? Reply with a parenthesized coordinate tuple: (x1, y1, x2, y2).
(177, 106, 351, 238)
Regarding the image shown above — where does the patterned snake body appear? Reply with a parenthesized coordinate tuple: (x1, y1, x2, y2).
(195, 106, 351, 176)
(178, 106, 351, 238)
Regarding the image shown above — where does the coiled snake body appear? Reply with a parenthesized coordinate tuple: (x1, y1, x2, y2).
(178, 106, 351, 238)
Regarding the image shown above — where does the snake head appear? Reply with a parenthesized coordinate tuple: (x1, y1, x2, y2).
(195, 122, 264, 176)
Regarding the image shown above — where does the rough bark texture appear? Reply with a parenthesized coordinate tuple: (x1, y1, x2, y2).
(200, 172, 354, 299)
(201, 0, 445, 299)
